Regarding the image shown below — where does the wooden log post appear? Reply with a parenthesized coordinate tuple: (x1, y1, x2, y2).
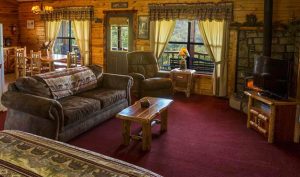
(142, 122, 152, 151)
(161, 110, 168, 132)
(263, 0, 273, 57)
(122, 120, 131, 146)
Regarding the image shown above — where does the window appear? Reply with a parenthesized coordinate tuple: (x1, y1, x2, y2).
(158, 20, 214, 74)
(111, 25, 128, 51)
(53, 21, 80, 56)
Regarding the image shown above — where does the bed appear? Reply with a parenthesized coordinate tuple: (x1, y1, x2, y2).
(0, 130, 161, 177)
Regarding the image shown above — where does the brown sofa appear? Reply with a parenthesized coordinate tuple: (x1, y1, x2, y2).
(127, 51, 173, 98)
(1, 65, 133, 142)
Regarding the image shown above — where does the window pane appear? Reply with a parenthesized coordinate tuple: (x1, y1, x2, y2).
(194, 21, 203, 43)
(110, 25, 128, 51)
(169, 20, 188, 42)
(71, 39, 79, 53)
(194, 45, 208, 56)
(111, 26, 118, 51)
(53, 39, 70, 55)
(165, 43, 187, 52)
(57, 21, 70, 38)
(158, 53, 173, 70)
(71, 26, 75, 38)
(159, 20, 213, 73)
(121, 26, 128, 51)
(191, 44, 213, 73)
(71, 39, 81, 62)
(158, 44, 187, 70)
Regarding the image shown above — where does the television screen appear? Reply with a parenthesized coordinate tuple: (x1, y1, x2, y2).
(253, 56, 289, 99)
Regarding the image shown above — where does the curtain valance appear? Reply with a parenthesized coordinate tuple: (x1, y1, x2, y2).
(149, 2, 233, 21)
(41, 7, 94, 21)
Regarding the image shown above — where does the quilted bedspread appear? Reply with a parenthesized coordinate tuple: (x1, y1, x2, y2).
(0, 130, 161, 177)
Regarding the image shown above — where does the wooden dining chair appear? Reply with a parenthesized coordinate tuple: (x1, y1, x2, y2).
(15, 46, 27, 57)
(29, 50, 42, 76)
(15, 50, 29, 78)
(67, 52, 78, 68)
(3, 49, 9, 73)
(12, 46, 27, 75)
(79, 51, 89, 66)
(14, 47, 27, 62)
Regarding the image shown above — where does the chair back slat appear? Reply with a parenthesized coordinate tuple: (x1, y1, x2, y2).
(30, 50, 42, 75)
(15, 49, 27, 78)
(15, 46, 26, 57)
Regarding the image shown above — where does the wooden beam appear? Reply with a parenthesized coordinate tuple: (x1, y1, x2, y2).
(2, 0, 18, 5)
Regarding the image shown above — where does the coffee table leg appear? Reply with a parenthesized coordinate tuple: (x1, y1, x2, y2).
(161, 109, 168, 132)
(142, 122, 152, 151)
(122, 120, 131, 146)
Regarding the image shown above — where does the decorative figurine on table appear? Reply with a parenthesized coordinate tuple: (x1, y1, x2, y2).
(178, 47, 190, 70)
(40, 40, 52, 57)
(140, 98, 151, 108)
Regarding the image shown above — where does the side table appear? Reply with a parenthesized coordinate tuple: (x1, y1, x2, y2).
(170, 69, 196, 97)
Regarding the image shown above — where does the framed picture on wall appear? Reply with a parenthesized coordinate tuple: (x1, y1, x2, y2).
(138, 16, 149, 40)
(111, 2, 128, 9)
(27, 20, 34, 29)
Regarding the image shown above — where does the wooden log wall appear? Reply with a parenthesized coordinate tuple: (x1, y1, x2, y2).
(14, 0, 300, 96)
(0, 1, 19, 46)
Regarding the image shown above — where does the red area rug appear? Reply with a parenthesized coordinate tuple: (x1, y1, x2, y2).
(1, 94, 300, 177)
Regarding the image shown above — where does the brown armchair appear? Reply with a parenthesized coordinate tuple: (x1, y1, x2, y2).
(127, 51, 173, 98)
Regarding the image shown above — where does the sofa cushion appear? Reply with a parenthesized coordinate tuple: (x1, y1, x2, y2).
(15, 77, 52, 98)
(142, 77, 172, 90)
(59, 96, 101, 125)
(78, 88, 126, 108)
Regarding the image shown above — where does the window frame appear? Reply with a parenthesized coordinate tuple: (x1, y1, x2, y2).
(110, 25, 129, 52)
(162, 21, 213, 74)
(55, 20, 76, 54)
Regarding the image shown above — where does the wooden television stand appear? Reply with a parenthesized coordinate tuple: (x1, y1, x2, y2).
(244, 91, 300, 143)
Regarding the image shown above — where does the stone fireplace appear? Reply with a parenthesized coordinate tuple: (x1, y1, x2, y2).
(235, 28, 297, 96)
(293, 33, 300, 97)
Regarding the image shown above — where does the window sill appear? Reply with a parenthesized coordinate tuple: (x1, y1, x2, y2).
(193, 73, 213, 78)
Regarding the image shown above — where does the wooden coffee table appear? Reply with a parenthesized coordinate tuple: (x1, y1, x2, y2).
(116, 97, 173, 151)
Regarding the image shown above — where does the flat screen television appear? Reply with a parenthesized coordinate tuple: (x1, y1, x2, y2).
(253, 56, 290, 99)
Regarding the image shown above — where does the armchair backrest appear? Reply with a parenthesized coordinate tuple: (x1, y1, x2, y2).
(127, 51, 159, 79)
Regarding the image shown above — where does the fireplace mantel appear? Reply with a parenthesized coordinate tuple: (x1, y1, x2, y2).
(230, 25, 263, 31)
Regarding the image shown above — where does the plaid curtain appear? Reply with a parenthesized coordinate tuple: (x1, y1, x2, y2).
(41, 7, 94, 21)
(149, 2, 233, 22)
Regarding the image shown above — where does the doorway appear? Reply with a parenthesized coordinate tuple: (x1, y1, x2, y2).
(105, 12, 134, 74)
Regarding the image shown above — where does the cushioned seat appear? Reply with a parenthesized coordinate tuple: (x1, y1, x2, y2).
(78, 88, 126, 108)
(142, 77, 172, 90)
(59, 96, 101, 125)
(127, 51, 173, 98)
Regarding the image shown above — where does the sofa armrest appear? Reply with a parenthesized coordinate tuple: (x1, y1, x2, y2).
(1, 91, 64, 131)
(101, 73, 133, 104)
(156, 70, 170, 78)
(128, 73, 146, 98)
(128, 72, 145, 81)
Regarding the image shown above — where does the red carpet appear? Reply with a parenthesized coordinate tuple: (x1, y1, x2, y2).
(1, 94, 300, 177)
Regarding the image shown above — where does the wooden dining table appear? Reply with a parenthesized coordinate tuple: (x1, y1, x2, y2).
(40, 54, 67, 71)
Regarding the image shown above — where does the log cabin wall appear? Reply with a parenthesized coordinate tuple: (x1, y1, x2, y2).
(0, 1, 19, 46)
(15, 0, 300, 96)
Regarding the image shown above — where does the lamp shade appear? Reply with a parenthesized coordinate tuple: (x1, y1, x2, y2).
(31, 3, 53, 14)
